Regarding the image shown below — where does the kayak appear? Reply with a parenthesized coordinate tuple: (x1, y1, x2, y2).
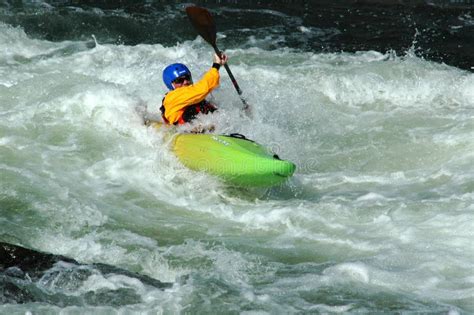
(143, 118, 296, 187)
(172, 133, 296, 187)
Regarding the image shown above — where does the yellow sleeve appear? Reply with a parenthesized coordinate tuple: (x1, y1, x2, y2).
(163, 67, 220, 124)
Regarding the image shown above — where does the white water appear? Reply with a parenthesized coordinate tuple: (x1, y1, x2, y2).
(1, 22, 473, 313)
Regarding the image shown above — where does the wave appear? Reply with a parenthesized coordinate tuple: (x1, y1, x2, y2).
(1, 18, 473, 313)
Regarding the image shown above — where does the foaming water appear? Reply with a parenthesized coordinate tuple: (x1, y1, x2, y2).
(1, 23, 473, 313)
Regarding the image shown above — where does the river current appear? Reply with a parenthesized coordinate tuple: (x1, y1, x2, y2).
(1, 1, 473, 313)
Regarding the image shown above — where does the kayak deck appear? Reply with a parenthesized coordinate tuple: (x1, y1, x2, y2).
(172, 133, 296, 187)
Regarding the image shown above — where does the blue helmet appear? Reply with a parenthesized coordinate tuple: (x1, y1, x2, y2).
(162, 63, 192, 90)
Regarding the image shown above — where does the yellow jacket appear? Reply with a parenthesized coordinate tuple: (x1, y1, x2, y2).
(162, 67, 220, 124)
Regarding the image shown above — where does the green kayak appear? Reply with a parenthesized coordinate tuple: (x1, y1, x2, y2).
(172, 133, 296, 187)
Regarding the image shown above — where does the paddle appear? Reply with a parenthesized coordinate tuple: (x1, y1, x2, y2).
(186, 6, 251, 115)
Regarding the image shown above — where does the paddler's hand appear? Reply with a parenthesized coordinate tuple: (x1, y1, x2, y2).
(213, 53, 228, 65)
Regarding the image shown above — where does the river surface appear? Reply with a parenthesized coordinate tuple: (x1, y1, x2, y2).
(1, 1, 473, 313)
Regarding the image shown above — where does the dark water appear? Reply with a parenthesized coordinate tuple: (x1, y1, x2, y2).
(1, 242, 171, 306)
(1, 0, 473, 71)
(1, 1, 473, 313)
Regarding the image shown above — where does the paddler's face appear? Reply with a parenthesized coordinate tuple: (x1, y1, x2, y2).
(172, 75, 192, 89)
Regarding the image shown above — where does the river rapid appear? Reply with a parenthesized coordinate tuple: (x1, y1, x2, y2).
(1, 1, 473, 313)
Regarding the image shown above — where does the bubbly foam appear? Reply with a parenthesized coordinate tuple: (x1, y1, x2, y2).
(1, 23, 473, 313)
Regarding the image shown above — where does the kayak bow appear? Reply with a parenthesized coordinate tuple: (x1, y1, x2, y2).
(172, 133, 296, 187)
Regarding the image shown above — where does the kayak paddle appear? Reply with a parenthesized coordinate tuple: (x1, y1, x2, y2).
(186, 6, 251, 115)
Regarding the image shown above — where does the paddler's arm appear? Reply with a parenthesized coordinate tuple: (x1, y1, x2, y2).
(164, 66, 220, 108)
(163, 54, 228, 122)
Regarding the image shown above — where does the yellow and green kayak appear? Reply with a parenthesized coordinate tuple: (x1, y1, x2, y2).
(172, 133, 296, 187)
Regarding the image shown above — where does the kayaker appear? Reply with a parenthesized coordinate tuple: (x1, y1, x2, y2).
(160, 53, 228, 126)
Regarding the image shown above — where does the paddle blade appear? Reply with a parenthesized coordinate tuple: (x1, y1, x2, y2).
(186, 6, 217, 47)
